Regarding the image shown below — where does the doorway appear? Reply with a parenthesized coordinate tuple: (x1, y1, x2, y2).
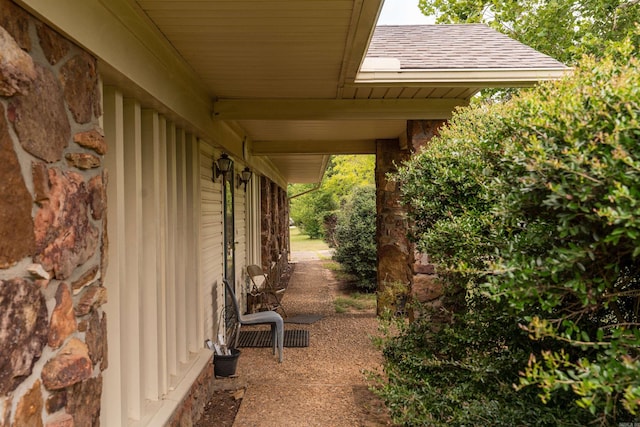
(223, 161, 235, 333)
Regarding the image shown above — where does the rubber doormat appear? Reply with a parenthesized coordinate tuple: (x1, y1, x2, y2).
(284, 314, 322, 324)
(238, 329, 309, 347)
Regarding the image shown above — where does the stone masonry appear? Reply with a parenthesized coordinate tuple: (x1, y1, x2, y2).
(375, 138, 413, 315)
(260, 177, 290, 280)
(375, 120, 446, 318)
(166, 361, 214, 427)
(0, 1, 107, 425)
(406, 120, 448, 321)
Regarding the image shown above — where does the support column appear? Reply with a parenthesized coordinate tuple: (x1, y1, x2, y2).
(260, 176, 271, 272)
(406, 120, 448, 321)
(375, 138, 413, 315)
(375, 120, 446, 317)
(259, 178, 289, 282)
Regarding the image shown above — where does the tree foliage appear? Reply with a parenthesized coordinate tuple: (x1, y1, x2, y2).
(377, 40, 640, 425)
(288, 155, 375, 241)
(323, 155, 375, 200)
(419, 0, 640, 65)
(288, 184, 335, 239)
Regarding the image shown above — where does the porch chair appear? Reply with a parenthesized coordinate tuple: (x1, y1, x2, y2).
(223, 279, 284, 363)
(247, 264, 287, 317)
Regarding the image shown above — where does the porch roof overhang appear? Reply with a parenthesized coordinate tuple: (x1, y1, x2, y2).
(16, 0, 569, 185)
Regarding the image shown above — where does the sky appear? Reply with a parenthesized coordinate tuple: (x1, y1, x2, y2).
(377, 0, 435, 25)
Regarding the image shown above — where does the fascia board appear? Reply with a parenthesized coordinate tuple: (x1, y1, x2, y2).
(249, 157, 288, 189)
(354, 68, 571, 87)
(213, 98, 467, 120)
(338, 0, 385, 87)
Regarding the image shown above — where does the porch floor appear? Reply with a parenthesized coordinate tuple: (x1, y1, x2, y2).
(220, 259, 393, 426)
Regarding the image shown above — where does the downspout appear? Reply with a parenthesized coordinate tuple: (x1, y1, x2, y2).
(288, 182, 322, 200)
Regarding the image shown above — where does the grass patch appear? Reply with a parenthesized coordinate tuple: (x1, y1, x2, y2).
(323, 260, 358, 282)
(323, 260, 341, 271)
(289, 226, 330, 252)
(334, 292, 377, 313)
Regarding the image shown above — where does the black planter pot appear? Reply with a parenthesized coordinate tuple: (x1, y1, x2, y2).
(213, 349, 241, 377)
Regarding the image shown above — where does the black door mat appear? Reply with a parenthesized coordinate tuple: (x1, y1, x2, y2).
(238, 329, 309, 348)
(284, 314, 322, 324)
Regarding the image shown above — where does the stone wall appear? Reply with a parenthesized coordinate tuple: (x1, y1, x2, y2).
(0, 2, 107, 425)
(260, 177, 289, 282)
(407, 120, 447, 320)
(166, 360, 214, 427)
(375, 121, 447, 318)
(375, 138, 413, 315)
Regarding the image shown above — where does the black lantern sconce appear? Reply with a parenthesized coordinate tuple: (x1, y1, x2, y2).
(212, 153, 232, 181)
(237, 167, 252, 191)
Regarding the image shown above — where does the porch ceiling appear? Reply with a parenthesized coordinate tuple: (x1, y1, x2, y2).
(133, 1, 567, 183)
(134, 0, 388, 183)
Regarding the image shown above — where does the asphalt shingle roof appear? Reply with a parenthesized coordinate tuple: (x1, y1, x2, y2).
(366, 24, 567, 70)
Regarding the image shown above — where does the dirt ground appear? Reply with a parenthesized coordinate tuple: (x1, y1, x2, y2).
(196, 386, 243, 427)
(195, 259, 394, 427)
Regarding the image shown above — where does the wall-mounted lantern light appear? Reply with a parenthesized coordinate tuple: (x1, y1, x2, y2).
(237, 167, 252, 191)
(212, 153, 232, 181)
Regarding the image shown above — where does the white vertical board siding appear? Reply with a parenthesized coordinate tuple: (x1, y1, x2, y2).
(102, 87, 126, 427)
(140, 109, 161, 401)
(165, 122, 178, 382)
(246, 174, 262, 265)
(246, 174, 261, 267)
(156, 116, 169, 395)
(235, 168, 248, 298)
(185, 134, 200, 352)
(199, 142, 224, 339)
(175, 129, 188, 365)
(122, 99, 143, 420)
(101, 85, 209, 426)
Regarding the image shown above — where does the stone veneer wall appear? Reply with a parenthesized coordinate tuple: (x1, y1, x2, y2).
(166, 362, 214, 427)
(375, 138, 413, 315)
(375, 121, 447, 318)
(260, 177, 290, 280)
(0, 2, 107, 426)
(406, 120, 447, 320)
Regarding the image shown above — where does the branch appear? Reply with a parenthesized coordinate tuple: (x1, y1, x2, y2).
(619, 0, 640, 9)
(613, 0, 640, 30)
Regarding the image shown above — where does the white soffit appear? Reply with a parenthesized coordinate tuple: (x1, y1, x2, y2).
(267, 154, 331, 184)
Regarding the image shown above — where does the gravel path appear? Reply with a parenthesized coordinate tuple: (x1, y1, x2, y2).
(229, 260, 393, 427)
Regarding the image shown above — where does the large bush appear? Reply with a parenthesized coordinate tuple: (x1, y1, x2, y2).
(377, 40, 640, 426)
(333, 186, 377, 291)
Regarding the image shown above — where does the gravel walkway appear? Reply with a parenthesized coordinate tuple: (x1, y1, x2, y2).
(227, 259, 393, 427)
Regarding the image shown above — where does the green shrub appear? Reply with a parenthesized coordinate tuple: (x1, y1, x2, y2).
(381, 39, 640, 426)
(374, 299, 590, 426)
(333, 186, 377, 291)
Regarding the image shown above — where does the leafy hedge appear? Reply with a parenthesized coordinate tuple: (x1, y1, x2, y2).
(333, 186, 377, 291)
(376, 40, 640, 426)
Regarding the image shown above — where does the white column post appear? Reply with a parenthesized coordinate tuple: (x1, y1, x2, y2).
(122, 98, 143, 420)
(101, 86, 126, 427)
(140, 109, 160, 400)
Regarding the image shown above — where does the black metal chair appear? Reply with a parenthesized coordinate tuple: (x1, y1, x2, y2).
(223, 279, 283, 362)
